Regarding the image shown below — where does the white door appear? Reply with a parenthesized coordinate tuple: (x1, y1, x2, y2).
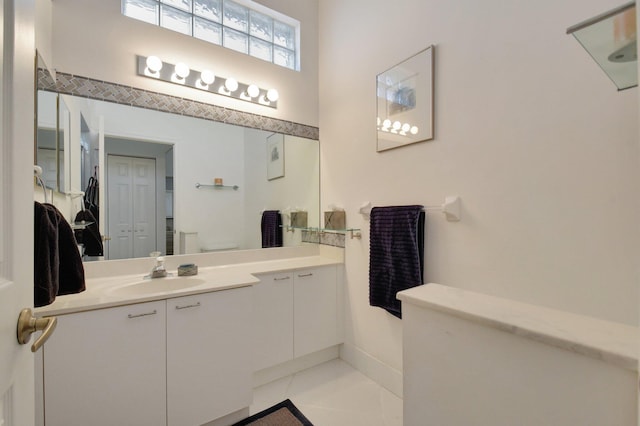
(107, 155, 134, 259)
(107, 155, 157, 259)
(132, 157, 157, 258)
(0, 1, 38, 426)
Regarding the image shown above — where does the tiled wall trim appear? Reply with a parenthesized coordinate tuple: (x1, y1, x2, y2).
(301, 230, 346, 248)
(38, 70, 320, 140)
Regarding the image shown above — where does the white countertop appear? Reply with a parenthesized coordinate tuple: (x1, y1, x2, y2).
(398, 284, 639, 372)
(37, 255, 341, 317)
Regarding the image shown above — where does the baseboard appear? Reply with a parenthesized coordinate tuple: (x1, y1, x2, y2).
(339, 342, 403, 398)
(253, 345, 340, 388)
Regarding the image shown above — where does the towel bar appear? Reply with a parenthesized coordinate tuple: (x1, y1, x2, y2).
(359, 196, 461, 222)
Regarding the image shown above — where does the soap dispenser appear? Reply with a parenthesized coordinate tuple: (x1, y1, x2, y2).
(150, 256, 168, 278)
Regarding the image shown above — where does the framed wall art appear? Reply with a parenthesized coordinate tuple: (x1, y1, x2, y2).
(267, 133, 285, 180)
(376, 45, 434, 152)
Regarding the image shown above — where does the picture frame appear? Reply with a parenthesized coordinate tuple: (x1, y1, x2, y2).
(376, 45, 434, 152)
(267, 133, 285, 180)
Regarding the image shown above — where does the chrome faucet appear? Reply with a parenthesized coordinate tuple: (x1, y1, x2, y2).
(149, 256, 167, 278)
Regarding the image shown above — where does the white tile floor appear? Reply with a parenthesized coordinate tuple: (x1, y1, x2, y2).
(250, 359, 403, 426)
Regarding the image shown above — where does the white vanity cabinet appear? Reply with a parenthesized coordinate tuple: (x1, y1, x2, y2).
(43, 300, 167, 426)
(252, 271, 294, 371)
(167, 287, 252, 426)
(252, 265, 340, 371)
(41, 286, 252, 426)
(293, 266, 339, 358)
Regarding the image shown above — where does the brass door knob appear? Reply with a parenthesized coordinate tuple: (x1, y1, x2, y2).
(17, 308, 57, 352)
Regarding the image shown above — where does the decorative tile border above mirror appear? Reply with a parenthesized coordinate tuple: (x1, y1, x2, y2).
(37, 70, 319, 140)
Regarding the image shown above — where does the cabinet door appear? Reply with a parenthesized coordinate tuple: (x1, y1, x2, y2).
(167, 287, 252, 426)
(43, 301, 166, 426)
(294, 265, 339, 358)
(252, 272, 294, 371)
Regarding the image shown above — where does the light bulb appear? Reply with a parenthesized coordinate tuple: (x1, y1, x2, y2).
(402, 123, 411, 133)
(200, 70, 215, 85)
(225, 78, 239, 92)
(266, 88, 279, 102)
(382, 119, 391, 129)
(410, 126, 419, 135)
(392, 121, 401, 130)
(174, 62, 190, 79)
(246, 84, 260, 98)
(146, 56, 163, 73)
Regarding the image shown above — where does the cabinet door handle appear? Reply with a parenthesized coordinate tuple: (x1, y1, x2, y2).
(175, 302, 201, 310)
(297, 273, 313, 278)
(273, 276, 291, 281)
(127, 309, 157, 319)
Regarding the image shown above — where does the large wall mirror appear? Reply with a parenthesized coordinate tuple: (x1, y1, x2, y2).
(35, 72, 320, 262)
(35, 53, 66, 192)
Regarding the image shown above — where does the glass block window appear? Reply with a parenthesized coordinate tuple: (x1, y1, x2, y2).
(122, 0, 299, 71)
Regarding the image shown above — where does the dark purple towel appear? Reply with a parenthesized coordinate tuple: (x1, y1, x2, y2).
(74, 209, 103, 256)
(34, 202, 86, 307)
(369, 205, 425, 319)
(261, 210, 283, 248)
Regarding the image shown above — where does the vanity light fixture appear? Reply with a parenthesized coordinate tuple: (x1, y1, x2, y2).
(246, 84, 260, 98)
(197, 69, 215, 89)
(172, 62, 190, 84)
(257, 88, 279, 106)
(377, 117, 420, 137)
(240, 84, 260, 101)
(266, 88, 279, 102)
(136, 55, 278, 108)
(175, 62, 190, 78)
(145, 55, 163, 77)
(200, 70, 215, 85)
(224, 77, 239, 93)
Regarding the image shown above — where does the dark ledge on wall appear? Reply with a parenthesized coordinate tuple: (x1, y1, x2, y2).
(37, 70, 319, 140)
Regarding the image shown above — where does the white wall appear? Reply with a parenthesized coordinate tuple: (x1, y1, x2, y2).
(35, 0, 53, 72)
(50, 0, 318, 127)
(319, 0, 640, 382)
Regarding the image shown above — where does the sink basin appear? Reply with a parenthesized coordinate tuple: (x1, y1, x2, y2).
(109, 276, 206, 296)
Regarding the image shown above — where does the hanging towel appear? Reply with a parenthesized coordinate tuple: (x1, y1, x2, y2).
(83, 175, 99, 226)
(34, 202, 60, 307)
(34, 202, 86, 307)
(74, 209, 103, 256)
(369, 205, 425, 319)
(261, 210, 283, 248)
